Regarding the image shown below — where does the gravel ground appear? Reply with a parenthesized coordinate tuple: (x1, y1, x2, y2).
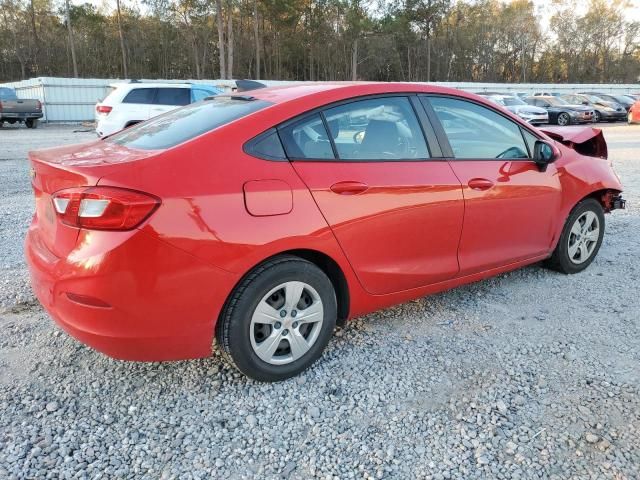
(0, 123, 639, 479)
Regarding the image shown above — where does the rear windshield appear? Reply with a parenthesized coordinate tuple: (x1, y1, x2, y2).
(0, 87, 18, 101)
(106, 97, 272, 150)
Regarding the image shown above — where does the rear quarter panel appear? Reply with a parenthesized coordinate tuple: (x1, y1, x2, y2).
(94, 119, 368, 314)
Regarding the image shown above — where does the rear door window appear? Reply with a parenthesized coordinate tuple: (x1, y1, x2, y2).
(322, 96, 429, 160)
(155, 88, 190, 106)
(107, 97, 272, 150)
(122, 88, 157, 105)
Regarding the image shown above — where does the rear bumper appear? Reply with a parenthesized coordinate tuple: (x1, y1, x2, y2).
(599, 111, 626, 121)
(1, 112, 43, 120)
(95, 117, 125, 138)
(25, 223, 238, 361)
(568, 112, 594, 123)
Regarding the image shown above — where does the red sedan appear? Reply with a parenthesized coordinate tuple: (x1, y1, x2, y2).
(25, 83, 625, 381)
(628, 98, 640, 124)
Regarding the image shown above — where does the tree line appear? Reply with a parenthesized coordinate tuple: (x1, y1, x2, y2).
(0, 0, 638, 84)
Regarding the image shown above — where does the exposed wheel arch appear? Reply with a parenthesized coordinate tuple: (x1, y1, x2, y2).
(218, 250, 350, 331)
(585, 188, 623, 213)
(284, 249, 350, 326)
(551, 188, 622, 253)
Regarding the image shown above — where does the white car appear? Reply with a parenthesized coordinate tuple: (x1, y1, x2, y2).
(480, 94, 549, 125)
(95, 82, 223, 137)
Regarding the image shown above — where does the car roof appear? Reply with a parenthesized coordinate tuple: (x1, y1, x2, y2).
(486, 94, 517, 99)
(110, 82, 193, 89)
(227, 81, 485, 106)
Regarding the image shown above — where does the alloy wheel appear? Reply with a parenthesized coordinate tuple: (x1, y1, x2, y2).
(567, 211, 600, 265)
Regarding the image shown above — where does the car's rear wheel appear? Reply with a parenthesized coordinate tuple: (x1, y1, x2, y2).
(557, 112, 571, 126)
(216, 255, 337, 382)
(25, 119, 38, 129)
(545, 198, 605, 274)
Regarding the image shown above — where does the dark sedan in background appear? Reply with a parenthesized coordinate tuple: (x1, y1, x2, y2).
(525, 96, 594, 126)
(561, 93, 626, 122)
(580, 92, 636, 112)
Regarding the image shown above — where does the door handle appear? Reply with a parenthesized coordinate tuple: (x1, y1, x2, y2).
(330, 181, 369, 195)
(468, 178, 494, 191)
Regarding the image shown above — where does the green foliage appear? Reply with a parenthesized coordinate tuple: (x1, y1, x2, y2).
(0, 0, 638, 82)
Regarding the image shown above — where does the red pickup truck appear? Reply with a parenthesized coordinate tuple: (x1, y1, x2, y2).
(0, 87, 43, 128)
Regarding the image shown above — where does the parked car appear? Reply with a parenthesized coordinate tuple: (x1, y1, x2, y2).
(561, 94, 626, 123)
(95, 82, 223, 137)
(525, 96, 594, 126)
(580, 92, 635, 112)
(628, 98, 640, 124)
(0, 87, 43, 128)
(26, 83, 625, 381)
(479, 94, 548, 124)
(533, 92, 562, 97)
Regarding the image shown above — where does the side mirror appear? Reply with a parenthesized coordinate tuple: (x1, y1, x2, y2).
(533, 140, 557, 172)
(582, 101, 589, 105)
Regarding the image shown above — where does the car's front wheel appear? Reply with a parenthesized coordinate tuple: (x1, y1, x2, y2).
(557, 112, 571, 126)
(216, 255, 337, 382)
(545, 198, 605, 274)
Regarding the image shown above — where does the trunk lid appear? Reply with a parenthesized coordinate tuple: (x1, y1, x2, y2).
(29, 140, 158, 258)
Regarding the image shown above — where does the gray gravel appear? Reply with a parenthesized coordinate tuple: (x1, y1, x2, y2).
(1, 123, 639, 479)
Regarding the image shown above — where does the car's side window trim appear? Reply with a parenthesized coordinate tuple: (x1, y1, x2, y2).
(273, 93, 441, 163)
(278, 113, 337, 161)
(319, 111, 340, 160)
(420, 94, 543, 162)
(319, 95, 431, 162)
(419, 95, 454, 158)
(409, 96, 443, 158)
(243, 128, 288, 161)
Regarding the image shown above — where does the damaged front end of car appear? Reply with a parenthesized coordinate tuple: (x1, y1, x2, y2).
(541, 126, 626, 212)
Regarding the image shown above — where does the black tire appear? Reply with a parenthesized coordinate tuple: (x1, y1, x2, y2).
(545, 198, 605, 274)
(594, 111, 602, 123)
(557, 112, 571, 126)
(25, 119, 38, 129)
(216, 255, 337, 382)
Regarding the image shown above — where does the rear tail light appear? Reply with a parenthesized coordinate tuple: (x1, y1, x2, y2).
(36, 100, 42, 111)
(96, 105, 112, 114)
(51, 187, 160, 231)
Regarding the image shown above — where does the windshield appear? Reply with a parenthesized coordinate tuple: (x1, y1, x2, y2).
(546, 97, 570, 106)
(583, 94, 604, 103)
(0, 87, 18, 101)
(615, 95, 633, 103)
(502, 97, 526, 106)
(107, 96, 272, 150)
